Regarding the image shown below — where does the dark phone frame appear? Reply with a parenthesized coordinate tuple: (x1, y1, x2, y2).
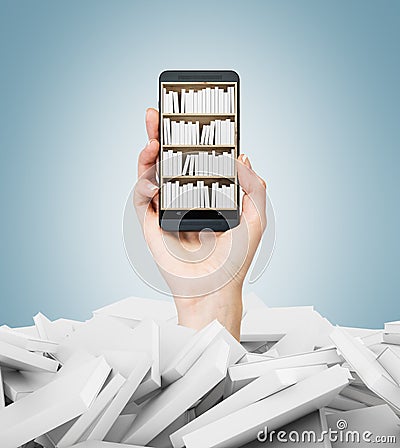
(158, 70, 240, 232)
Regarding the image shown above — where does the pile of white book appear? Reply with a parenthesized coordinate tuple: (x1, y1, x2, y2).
(163, 87, 235, 114)
(1, 294, 399, 448)
(163, 119, 234, 146)
(162, 181, 235, 209)
(162, 150, 235, 177)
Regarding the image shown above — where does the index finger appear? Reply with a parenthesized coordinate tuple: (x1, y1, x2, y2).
(138, 108, 160, 179)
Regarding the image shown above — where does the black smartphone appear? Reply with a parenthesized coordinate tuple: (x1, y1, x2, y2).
(158, 70, 240, 231)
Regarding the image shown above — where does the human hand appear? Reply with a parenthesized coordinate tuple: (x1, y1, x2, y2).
(134, 108, 267, 340)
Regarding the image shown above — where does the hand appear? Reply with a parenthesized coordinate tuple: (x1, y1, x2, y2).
(134, 108, 267, 340)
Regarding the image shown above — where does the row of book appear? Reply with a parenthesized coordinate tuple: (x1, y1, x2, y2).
(162, 149, 235, 177)
(162, 181, 236, 209)
(163, 118, 234, 146)
(163, 86, 235, 114)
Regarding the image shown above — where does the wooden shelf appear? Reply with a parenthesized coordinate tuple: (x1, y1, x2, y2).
(160, 81, 238, 210)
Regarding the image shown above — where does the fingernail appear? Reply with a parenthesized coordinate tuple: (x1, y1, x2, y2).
(147, 138, 158, 147)
(242, 154, 252, 168)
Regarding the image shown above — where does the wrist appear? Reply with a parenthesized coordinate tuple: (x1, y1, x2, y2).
(173, 284, 243, 341)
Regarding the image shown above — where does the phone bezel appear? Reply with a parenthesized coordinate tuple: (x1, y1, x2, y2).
(158, 70, 240, 232)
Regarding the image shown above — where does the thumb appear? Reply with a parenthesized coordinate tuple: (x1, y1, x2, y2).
(237, 154, 267, 232)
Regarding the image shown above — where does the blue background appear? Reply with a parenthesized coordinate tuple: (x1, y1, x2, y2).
(0, 0, 399, 328)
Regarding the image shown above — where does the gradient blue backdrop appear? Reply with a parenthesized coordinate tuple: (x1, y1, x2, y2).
(0, 0, 399, 328)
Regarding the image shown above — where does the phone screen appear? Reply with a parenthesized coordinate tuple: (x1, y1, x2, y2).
(158, 70, 240, 231)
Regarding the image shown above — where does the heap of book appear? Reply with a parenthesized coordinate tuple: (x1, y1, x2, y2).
(161, 82, 237, 211)
(1, 293, 399, 448)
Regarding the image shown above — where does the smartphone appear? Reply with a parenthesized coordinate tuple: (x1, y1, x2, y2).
(158, 70, 240, 231)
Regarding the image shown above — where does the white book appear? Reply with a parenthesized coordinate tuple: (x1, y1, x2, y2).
(168, 92, 173, 114)
(0, 356, 111, 448)
(210, 88, 215, 113)
(340, 384, 385, 407)
(167, 150, 173, 177)
(170, 369, 297, 448)
(218, 89, 223, 114)
(220, 120, 226, 144)
(222, 152, 229, 176)
(225, 119, 231, 144)
(230, 184, 235, 208)
(195, 121, 199, 145)
(228, 86, 235, 113)
(177, 151, 182, 176)
(227, 347, 343, 394)
(175, 181, 180, 207)
(214, 87, 219, 113)
(170, 122, 175, 145)
(197, 90, 202, 113)
(230, 149, 235, 176)
(191, 122, 196, 145)
(198, 151, 203, 176)
(241, 306, 333, 356)
(179, 120, 185, 145)
(2, 369, 55, 401)
(200, 125, 206, 145)
(172, 152, 178, 176)
(182, 155, 191, 176)
(173, 91, 179, 113)
(56, 373, 126, 448)
(184, 122, 188, 145)
(204, 124, 210, 145)
(161, 152, 167, 179)
(188, 121, 193, 144)
(223, 91, 229, 114)
(166, 181, 171, 208)
(180, 89, 186, 113)
(200, 181, 205, 208)
(86, 353, 152, 441)
(208, 153, 213, 176)
(204, 185, 210, 208)
(376, 346, 400, 385)
(330, 326, 400, 412)
(383, 333, 400, 344)
(209, 120, 215, 145)
(163, 88, 167, 113)
(104, 414, 136, 443)
(188, 183, 193, 208)
(205, 87, 211, 113)
(0, 327, 58, 353)
(230, 121, 234, 145)
(122, 339, 230, 446)
(166, 118, 171, 145)
(211, 150, 216, 175)
(68, 442, 141, 448)
(0, 340, 59, 373)
(182, 365, 350, 448)
(187, 89, 194, 113)
(202, 88, 206, 113)
(193, 91, 197, 113)
(163, 118, 168, 146)
(183, 184, 188, 208)
(193, 186, 198, 208)
(218, 154, 223, 176)
(188, 155, 195, 176)
(178, 185, 183, 208)
(162, 183, 167, 208)
(162, 320, 225, 386)
(211, 183, 216, 208)
(384, 321, 400, 333)
(215, 120, 220, 144)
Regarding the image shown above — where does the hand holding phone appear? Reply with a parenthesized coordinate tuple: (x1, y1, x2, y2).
(133, 106, 267, 339)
